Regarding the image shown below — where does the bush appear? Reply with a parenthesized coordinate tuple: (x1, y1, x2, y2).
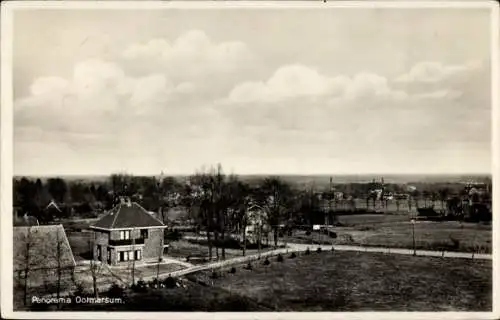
(106, 283, 125, 298)
(328, 231, 337, 238)
(316, 247, 322, 253)
(148, 278, 159, 288)
(72, 282, 88, 297)
(449, 236, 460, 250)
(165, 229, 183, 241)
(305, 248, 311, 255)
(263, 258, 270, 266)
(211, 271, 220, 279)
(229, 267, 236, 274)
(289, 252, 297, 259)
(131, 279, 148, 292)
(163, 276, 176, 289)
(245, 262, 253, 270)
(305, 231, 311, 236)
(277, 254, 284, 262)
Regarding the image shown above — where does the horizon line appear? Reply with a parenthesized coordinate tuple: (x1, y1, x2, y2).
(12, 172, 492, 178)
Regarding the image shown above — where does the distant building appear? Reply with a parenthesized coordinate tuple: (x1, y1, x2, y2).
(89, 197, 168, 265)
(244, 204, 271, 243)
(13, 212, 39, 227)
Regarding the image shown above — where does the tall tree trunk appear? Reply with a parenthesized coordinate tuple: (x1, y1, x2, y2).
(242, 224, 247, 257)
(221, 229, 226, 260)
(206, 226, 213, 260)
(214, 230, 219, 260)
(273, 228, 278, 248)
(131, 229, 136, 286)
(258, 225, 262, 258)
(156, 240, 162, 281)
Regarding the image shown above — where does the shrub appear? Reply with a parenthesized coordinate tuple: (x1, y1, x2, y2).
(263, 258, 270, 266)
(317, 247, 322, 253)
(305, 231, 311, 236)
(107, 283, 125, 298)
(163, 276, 176, 289)
(449, 236, 460, 250)
(72, 282, 87, 297)
(131, 279, 148, 292)
(305, 248, 311, 255)
(245, 262, 253, 270)
(165, 229, 183, 241)
(229, 267, 236, 274)
(277, 254, 284, 262)
(289, 252, 297, 259)
(148, 278, 159, 288)
(211, 271, 220, 279)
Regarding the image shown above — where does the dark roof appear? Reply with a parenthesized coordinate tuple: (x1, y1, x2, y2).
(13, 225, 76, 272)
(90, 202, 165, 230)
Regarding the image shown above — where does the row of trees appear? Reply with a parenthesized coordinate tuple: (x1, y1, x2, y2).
(14, 169, 492, 226)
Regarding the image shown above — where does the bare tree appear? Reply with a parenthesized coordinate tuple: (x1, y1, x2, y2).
(55, 230, 62, 300)
(130, 228, 136, 286)
(89, 232, 103, 298)
(261, 177, 293, 248)
(19, 226, 34, 306)
(156, 237, 163, 282)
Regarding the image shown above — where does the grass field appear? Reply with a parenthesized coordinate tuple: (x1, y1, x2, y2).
(64, 250, 491, 311)
(197, 251, 492, 311)
(283, 214, 491, 253)
(67, 231, 93, 261)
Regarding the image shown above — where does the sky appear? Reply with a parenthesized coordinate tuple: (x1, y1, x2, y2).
(12, 7, 493, 176)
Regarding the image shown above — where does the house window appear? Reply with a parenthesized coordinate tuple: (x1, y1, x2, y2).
(97, 245, 102, 261)
(119, 251, 124, 262)
(135, 250, 141, 260)
(141, 229, 148, 239)
(120, 230, 130, 240)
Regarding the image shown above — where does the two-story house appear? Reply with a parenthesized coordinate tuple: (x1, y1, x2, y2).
(89, 197, 168, 265)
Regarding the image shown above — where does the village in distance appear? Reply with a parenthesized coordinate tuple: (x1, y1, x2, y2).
(12, 169, 493, 311)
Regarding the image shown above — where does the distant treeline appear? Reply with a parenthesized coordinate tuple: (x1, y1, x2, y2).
(13, 167, 491, 225)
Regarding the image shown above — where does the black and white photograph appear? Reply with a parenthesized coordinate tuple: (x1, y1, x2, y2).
(1, 1, 498, 318)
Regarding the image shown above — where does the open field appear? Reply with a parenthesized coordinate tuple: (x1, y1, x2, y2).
(194, 251, 492, 311)
(59, 250, 491, 311)
(283, 214, 491, 253)
(67, 231, 93, 261)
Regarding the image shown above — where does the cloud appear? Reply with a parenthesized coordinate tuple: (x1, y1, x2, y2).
(412, 89, 463, 100)
(395, 60, 482, 83)
(122, 30, 252, 80)
(14, 58, 205, 142)
(224, 64, 407, 104)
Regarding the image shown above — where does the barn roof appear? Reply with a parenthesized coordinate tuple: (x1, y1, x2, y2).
(13, 225, 76, 272)
(90, 201, 166, 230)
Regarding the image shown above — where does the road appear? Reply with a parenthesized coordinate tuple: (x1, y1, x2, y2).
(142, 241, 490, 281)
